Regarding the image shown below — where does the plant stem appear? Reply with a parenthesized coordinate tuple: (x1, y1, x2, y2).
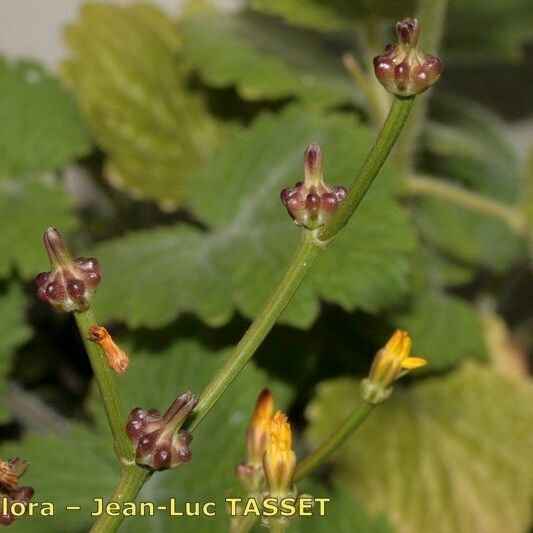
(187, 230, 321, 431)
(93, 94, 415, 531)
(90, 466, 151, 533)
(74, 309, 133, 463)
(407, 175, 526, 233)
(294, 401, 373, 481)
(319, 97, 414, 241)
(394, 0, 448, 172)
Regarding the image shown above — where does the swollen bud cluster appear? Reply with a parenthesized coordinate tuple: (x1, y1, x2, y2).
(373, 18, 443, 96)
(280, 144, 347, 230)
(0, 458, 34, 526)
(35, 228, 101, 312)
(126, 392, 197, 470)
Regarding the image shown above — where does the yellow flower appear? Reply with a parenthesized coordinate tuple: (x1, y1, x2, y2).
(247, 388, 274, 466)
(263, 411, 297, 497)
(362, 330, 427, 404)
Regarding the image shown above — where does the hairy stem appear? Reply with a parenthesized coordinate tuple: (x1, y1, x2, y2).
(74, 309, 132, 463)
(90, 466, 151, 533)
(394, 0, 448, 171)
(407, 175, 526, 233)
(294, 401, 374, 481)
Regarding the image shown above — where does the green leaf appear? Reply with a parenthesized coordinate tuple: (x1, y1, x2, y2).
(414, 198, 523, 272)
(61, 4, 225, 209)
(0, 177, 77, 278)
(94, 106, 416, 329)
(444, 0, 533, 62)
(250, 0, 414, 32)
(0, 283, 32, 421)
(294, 486, 394, 532)
(2, 339, 290, 532)
(181, 11, 360, 107)
(392, 292, 485, 371)
(0, 57, 90, 176)
(305, 363, 533, 533)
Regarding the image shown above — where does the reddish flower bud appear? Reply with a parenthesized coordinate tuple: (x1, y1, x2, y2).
(373, 18, 443, 96)
(126, 392, 197, 470)
(35, 228, 101, 312)
(0, 457, 34, 526)
(280, 144, 347, 230)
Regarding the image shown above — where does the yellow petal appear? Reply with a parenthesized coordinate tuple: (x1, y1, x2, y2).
(401, 357, 427, 370)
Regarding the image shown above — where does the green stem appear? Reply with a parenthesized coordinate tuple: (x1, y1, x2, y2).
(294, 401, 373, 481)
(394, 0, 448, 171)
(407, 175, 526, 234)
(319, 97, 414, 241)
(92, 94, 415, 531)
(90, 466, 151, 533)
(187, 230, 321, 431)
(74, 309, 132, 463)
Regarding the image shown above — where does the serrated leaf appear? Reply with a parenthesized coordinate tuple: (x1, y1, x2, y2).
(305, 363, 533, 533)
(415, 197, 523, 272)
(250, 0, 414, 32)
(0, 57, 90, 176)
(93, 106, 416, 329)
(181, 11, 360, 107)
(0, 283, 32, 421)
(2, 339, 290, 532)
(0, 177, 77, 278)
(61, 4, 224, 208)
(392, 292, 485, 371)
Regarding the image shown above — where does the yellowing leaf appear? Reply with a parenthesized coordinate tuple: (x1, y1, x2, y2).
(305, 363, 533, 533)
(61, 4, 224, 209)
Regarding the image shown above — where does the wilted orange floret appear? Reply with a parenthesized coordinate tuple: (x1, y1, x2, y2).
(88, 326, 129, 374)
(247, 388, 274, 466)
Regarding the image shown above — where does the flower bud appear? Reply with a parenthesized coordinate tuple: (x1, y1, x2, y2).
(373, 18, 443, 96)
(0, 457, 34, 526)
(236, 389, 274, 492)
(361, 330, 427, 404)
(35, 228, 101, 312)
(280, 144, 347, 230)
(88, 326, 129, 374)
(126, 392, 197, 470)
(263, 411, 296, 499)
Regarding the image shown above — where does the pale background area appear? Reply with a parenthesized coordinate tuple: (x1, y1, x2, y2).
(0, 0, 240, 69)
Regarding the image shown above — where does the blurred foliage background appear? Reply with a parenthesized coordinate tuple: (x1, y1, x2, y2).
(0, 0, 532, 531)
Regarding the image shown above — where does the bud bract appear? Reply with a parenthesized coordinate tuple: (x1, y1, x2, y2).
(35, 228, 101, 312)
(373, 18, 443, 96)
(281, 144, 347, 230)
(126, 392, 197, 470)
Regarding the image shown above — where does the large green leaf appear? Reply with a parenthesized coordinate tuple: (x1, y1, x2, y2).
(252, 0, 532, 63)
(0, 283, 32, 421)
(0, 57, 90, 176)
(2, 339, 290, 532)
(181, 11, 360, 107)
(0, 177, 77, 278)
(61, 4, 225, 209)
(305, 363, 533, 533)
(250, 0, 414, 32)
(93, 106, 416, 329)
